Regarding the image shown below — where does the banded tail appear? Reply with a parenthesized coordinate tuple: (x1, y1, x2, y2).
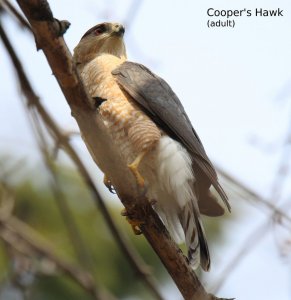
(180, 200, 210, 271)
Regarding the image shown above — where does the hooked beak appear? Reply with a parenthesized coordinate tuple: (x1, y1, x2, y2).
(112, 23, 125, 37)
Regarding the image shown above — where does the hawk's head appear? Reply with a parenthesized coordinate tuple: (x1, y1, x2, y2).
(73, 22, 126, 65)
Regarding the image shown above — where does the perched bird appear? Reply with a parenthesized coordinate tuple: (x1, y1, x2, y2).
(73, 22, 230, 271)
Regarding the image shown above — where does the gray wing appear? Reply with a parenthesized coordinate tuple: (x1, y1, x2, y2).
(112, 61, 230, 211)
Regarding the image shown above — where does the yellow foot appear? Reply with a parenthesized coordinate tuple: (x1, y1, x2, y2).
(128, 152, 147, 188)
(128, 163, 145, 188)
(103, 174, 116, 194)
(121, 208, 144, 235)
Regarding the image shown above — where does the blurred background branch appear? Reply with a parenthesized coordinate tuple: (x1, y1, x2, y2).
(0, 182, 111, 300)
(0, 11, 164, 300)
(218, 167, 291, 230)
(0, 0, 31, 32)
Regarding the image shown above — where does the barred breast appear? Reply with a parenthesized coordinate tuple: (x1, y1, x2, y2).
(81, 54, 161, 162)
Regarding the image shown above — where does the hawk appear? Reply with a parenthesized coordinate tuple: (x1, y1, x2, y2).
(73, 22, 230, 271)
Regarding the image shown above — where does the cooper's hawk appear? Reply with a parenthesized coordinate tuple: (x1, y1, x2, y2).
(73, 22, 230, 271)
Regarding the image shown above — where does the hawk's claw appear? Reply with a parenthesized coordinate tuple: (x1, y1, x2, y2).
(103, 174, 116, 194)
(130, 222, 143, 235)
(121, 208, 144, 235)
(108, 185, 116, 194)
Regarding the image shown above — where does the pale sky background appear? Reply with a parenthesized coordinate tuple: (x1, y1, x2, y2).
(1, 0, 291, 299)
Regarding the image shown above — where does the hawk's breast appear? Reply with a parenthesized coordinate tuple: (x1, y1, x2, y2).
(81, 54, 161, 163)
(80, 54, 197, 248)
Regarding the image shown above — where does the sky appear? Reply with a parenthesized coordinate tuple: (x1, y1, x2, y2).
(1, 0, 291, 299)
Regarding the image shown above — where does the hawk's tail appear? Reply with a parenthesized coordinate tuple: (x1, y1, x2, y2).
(180, 201, 210, 271)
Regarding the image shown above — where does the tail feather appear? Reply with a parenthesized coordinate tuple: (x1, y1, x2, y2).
(195, 209, 210, 271)
(199, 191, 225, 217)
(156, 207, 184, 244)
(180, 201, 210, 271)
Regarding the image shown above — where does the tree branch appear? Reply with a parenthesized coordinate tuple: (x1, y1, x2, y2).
(0, 0, 31, 32)
(0, 214, 106, 299)
(14, 1, 230, 299)
(0, 17, 163, 300)
(218, 167, 291, 231)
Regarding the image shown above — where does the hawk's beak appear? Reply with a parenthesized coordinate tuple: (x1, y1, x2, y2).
(112, 24, 125, 37)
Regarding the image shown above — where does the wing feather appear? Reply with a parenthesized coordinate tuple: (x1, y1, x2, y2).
(112, 61, 230, 211)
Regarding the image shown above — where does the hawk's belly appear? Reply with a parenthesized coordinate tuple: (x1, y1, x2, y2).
(100, 100, 195, 244)
(99, 98, 161, 163)
(82, 53, 161, 164)
(80, 54, 196, 245)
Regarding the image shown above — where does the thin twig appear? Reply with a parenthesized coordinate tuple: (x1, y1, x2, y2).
(0, 18, 98, 278)
(124, 0, 143, 29)
(212, 161, 291, 292)
(210, 220, 271, 293)
(218, 167, 291, 230)
(0, 15, 164, 300)
(0, 0, 31, 31)
(268, 115, 291, 205)
(0, 179, 118, 300)
(0, 182, 15, 220)
(0, 214, 102, 299)
(26, 105, 96, 273)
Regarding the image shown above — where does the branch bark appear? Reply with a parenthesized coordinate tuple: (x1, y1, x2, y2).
(0, 17, 163, 300)
(0, 18, 163, 300)
(15, 1, 228, 299)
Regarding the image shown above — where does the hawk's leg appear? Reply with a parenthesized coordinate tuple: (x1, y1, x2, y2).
(121, 208, 144, 235)
(103, 174, 116, 194)
(128, 151, 147, 188)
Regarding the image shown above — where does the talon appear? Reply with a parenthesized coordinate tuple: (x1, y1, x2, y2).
(109, 186, 116, 194)
(103, 174, 116, 194)
(129, 221, 143, 235)
(128, 152, 147, 188)
(121, 208, 144, 235)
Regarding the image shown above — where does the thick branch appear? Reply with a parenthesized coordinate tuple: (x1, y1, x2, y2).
(15, 1, 226, 299)
(0, 19, 163, 300)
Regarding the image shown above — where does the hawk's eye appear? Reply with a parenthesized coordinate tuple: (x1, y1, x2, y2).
(94, 25, 106, 36)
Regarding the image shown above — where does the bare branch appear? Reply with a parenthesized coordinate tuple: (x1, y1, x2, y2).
(212, 163, 291, 293)
(0, 214, 104, 299)
(48, 166, 96, 271)
(11, 0, 230, 299)
(210, 219, 271, 293)
(19, 96, 97, 273)
(0, 0, 31, 32)
(0, 178, 119, 300)
(0, 13, 164, 300)
(218, 167, 291, 231)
